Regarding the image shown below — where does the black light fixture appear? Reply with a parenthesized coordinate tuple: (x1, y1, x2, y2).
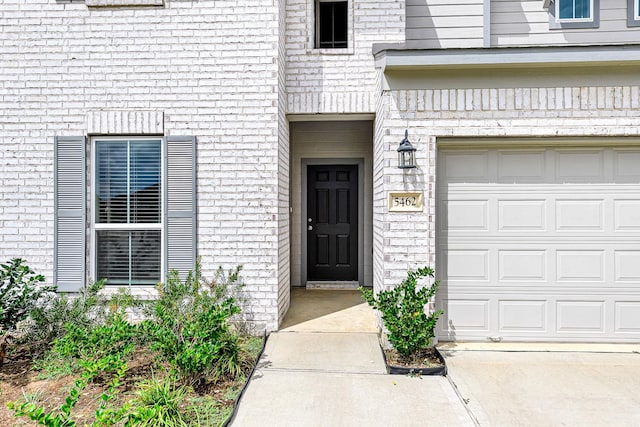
(397, 129, 416, 169)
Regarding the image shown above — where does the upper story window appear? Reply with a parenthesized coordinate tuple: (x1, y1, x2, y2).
(628, 0, 640, 26)
(548, 0, 599, 29)
(316, 1, 348, 49)
(557, 0, 592, 21)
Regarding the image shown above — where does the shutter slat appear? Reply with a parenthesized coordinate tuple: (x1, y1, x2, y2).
(165, 136, 196, 279)
(55, 136, 86, 292)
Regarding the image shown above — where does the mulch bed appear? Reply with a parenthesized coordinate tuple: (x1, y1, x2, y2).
(383, 347, 447, 375)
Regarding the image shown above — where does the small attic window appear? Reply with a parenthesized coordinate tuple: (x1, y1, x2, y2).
(316, 1, 348, 49)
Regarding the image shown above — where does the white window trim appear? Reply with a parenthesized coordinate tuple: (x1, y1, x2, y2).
(628, 0, 640, 26)
(548, 0, 600, 29)
(307, 0, 354, 55)
(555, 0, 593, 22)
(90, 136, 165, 287)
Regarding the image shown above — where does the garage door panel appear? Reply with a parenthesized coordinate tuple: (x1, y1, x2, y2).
(556, 150, 605, 182)
(445, 200, 488, 231)
(615, 251, 640, 282)
(499, 300, 547, 332)
(556, 250, 605, 282)
(498, 250, 547, 281)
(497, 150, 546, 182)
(442, 151, 490, 181)
(614, 200, 640, 231)
(556, 200, 604, 231)
(556, 301, 605, 333)
(614, 150, 640, 181)
(446, 250, 489, 281)
(615, 302, 640, 333)
(498, 200, 546, 231)
(437, 146, 640, 342)
(439, 299, 490, 333)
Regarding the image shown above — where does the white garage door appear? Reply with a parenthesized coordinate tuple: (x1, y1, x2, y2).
(436, 146, 640, 342)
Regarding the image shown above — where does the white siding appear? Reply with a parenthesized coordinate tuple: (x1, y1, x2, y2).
(491, 0, 640, 46)
(406, 0, 640, 48)
(406, 0, 485, 48)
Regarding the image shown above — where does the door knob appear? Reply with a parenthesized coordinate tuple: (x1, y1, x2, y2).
(308, 218, 312, 223)
(308, 225, 313, 231)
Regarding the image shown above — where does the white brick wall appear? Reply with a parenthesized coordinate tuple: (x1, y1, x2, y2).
(374, 81, 640, 293)
(277, 0, 291, 326)
(0, 0, 284, 331)
(285, 0, 405, 114)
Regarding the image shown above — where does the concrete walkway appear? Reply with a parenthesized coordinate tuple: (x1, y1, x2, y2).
(231, 289, 474, 426)
(443, 347, 640, 427)
(230, 332, 474, 427)
(230, 289, 640, 426)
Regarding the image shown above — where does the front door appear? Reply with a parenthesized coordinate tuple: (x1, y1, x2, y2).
(307, 165, 358, 281)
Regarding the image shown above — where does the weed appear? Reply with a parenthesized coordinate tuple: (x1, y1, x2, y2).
(125, 374, 189, 427)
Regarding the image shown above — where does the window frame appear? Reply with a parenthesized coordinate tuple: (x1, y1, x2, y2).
(549, 0, 600, 29)
(90, 136, 165, 287)
(314, 0, 350, 51)
(628, 0, 640, 26)
(314, 0, 351, 50)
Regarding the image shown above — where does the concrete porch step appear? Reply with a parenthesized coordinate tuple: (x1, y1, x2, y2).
(259, 332, 386, 374)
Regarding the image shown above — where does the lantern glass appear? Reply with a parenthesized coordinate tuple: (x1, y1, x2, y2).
(397, 130, 417, 169)
(398, 150, 415, 169)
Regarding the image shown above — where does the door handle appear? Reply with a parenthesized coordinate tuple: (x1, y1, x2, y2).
(308, 225, 313, 231)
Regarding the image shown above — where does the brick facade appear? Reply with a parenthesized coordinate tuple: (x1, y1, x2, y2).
(0, 0, 284, 330)
(2, 0, 639, 334)
(374, 81, 640, 294)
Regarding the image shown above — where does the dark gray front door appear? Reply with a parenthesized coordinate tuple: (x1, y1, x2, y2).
(307, 165, 358, 281)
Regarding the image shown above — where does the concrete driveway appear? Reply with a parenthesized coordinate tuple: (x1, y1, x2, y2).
(442, 345, 640, 427)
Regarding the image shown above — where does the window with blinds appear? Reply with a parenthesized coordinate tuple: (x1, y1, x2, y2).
(94, 138, 162, 286)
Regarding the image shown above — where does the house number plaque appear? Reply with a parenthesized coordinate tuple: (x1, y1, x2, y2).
(388, 192, 423, 212)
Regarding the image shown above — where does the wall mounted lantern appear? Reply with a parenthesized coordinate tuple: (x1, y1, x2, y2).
(397, 130, 416, 169)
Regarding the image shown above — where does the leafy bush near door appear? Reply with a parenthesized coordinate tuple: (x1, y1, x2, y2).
(360, 266, 443, 358)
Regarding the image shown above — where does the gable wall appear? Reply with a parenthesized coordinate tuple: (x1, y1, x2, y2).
(405, 0, 640, 48)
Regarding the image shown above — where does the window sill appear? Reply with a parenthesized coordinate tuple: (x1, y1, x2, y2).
(85, 0, 163, 7)
(549, 20, 599, 29)
(309, 47, 355, 56)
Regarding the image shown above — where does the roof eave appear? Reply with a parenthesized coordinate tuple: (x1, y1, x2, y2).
(373, 44, 640, 71)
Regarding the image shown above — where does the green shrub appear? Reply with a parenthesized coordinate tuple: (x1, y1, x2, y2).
(360, 266, 444, 358)
(141, 263, 249, 385)
(126, 375, 190, 427)
(10, 303, 139, 427)
(0, 258, 54, 332)
(27, 280, 107, 344)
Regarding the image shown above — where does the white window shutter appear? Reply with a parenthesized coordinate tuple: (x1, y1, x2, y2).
(164, 136, 196, 279)
(54, 136, 86, 292)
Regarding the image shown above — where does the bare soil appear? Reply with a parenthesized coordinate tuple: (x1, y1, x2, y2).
(0, 344, 248, 426)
